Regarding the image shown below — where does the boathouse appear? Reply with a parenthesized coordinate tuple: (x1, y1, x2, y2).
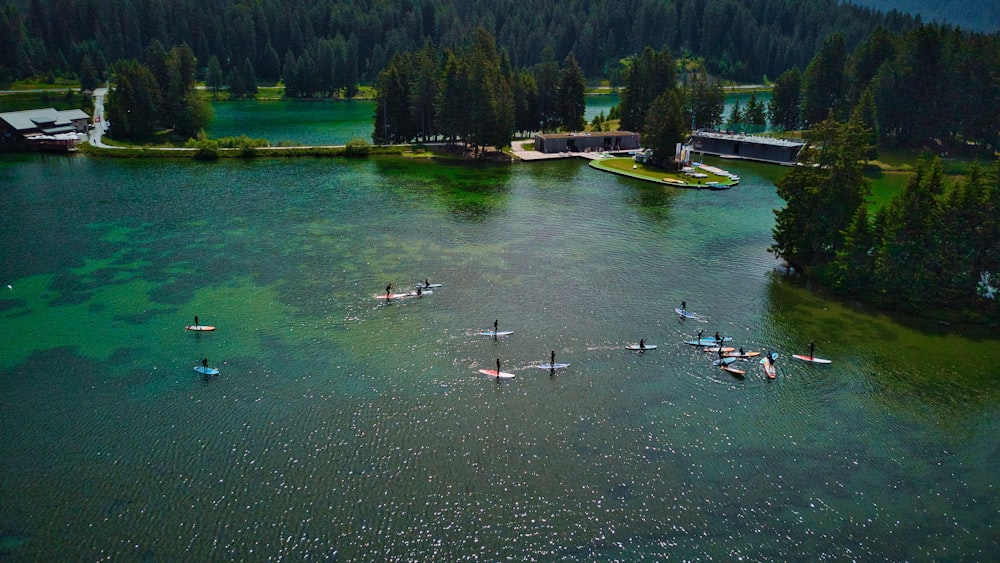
(0, 108, 90, 151)
(533, 131, 640, 154)
(688, 130, 805, 165)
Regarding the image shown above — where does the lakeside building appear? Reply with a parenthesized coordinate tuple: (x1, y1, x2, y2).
(533, 131, 640, 154)
(688, 130, 805, 165)
(0, 108, 90, 151)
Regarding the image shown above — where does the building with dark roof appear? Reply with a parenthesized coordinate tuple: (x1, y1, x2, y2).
(688, 130, 805, 165)
(0, 108, 90, 151)
(533, 131, 640, 154)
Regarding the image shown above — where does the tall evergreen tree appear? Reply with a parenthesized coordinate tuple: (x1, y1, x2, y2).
(205, 55, 224, 99)
(556, 52, 586, 132)
(106, 59, 162, 139)
(533, 47, 560, 133)
(619, 46, 676, 133)
(643, 88, 685, 162)
(771, 116, 871, 272)
(800, 33, 847, 126)
(768, 67, 801, 132)
(686, 72, 724, 131)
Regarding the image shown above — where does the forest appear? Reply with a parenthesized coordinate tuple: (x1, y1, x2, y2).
(771, 118, 1000, 321)
(2, 0, 919, 89)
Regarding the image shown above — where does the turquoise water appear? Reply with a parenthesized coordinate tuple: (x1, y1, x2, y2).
(1, 113, 999, 560)
(208, 99, 376, 145)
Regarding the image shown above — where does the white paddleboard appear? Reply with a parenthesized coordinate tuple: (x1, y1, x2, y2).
(536, 363, 570, 370)
(792, 354, 832, 364)
(675, 308, 698, 319)
(625, 344, 657, 350)
(478, 369, 515, 379)
(479, 330, 513, 337)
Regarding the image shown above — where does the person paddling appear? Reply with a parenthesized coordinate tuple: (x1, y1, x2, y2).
(202, 358, 208, 369)
(639, 338, 646, 350)
(385, 283, 392, 298)
(809, 341, 815, 359)
(495, 357, 502, 382)
(681, 301, 687, 313)
(194, 315, 199, 329)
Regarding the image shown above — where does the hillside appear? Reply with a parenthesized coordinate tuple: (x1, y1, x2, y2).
(845, 0, 1000, 32)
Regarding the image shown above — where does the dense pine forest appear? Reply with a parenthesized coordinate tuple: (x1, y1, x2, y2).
(2, 0, 919, 88)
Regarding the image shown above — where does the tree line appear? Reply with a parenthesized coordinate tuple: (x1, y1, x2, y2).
(772, 117, 1000, 321)
(2, 0, 921, 92)
(766, 23, 1000, 154)
(105, 42, 212, 139)
(373, 30, 585, 151)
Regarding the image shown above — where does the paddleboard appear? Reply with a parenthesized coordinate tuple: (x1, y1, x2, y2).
(479, 330, 514, 337)
(374, 293, 410, 299)
(721, 365, 746, 376)
(536, 363, 570, 370)
(186, 325, 216, 331)
(675, 308, 699, 319)
(792, 354, 832, 364)
(406, 290, 432, 296)
(760, 357, 777, 379)
(712, 357, 738, 366)
(194, 366, 220, 375)
(625, 344, 657, 350)
(417, 283, 442, 288)
(478, 369, 515, 379)
(685, 337, 733, 346)
(724, 351, 760, 358)
(703, 346, 735, 353)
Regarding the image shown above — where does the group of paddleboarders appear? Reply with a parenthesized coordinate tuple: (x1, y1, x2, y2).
(382, 278, 437, 300)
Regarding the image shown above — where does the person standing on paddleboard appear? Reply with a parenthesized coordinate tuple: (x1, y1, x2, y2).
(496, 357, 502, 382)
(194, 315, 199, 328)
(386, 283, 392, 298)
(639, 338, 646, 350)
(681, 301, 686, 313)
(809, 341, 815, 359)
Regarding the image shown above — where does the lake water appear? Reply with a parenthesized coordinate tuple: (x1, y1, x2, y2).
(1, 100, 998, 561)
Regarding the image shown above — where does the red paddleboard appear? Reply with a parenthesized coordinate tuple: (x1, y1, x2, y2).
(478, 369, 515, 379)
(186, 325, 216, 331)
(792, 354, 832, 364)
(721, 365, 746, 376)
(760, 358, 777, 379)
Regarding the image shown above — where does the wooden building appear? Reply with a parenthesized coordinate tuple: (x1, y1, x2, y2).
(688, 130, 805, 165)
(533, 131, 640, 154)
(0, 108, 90, 151)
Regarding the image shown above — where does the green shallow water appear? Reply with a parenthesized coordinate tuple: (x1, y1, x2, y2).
(1, 147, 998, 561)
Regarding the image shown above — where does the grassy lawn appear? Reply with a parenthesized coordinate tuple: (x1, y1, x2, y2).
(594, 157, 737, 186)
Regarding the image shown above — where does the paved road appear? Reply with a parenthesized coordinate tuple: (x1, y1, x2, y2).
(89, 88, 114, 148)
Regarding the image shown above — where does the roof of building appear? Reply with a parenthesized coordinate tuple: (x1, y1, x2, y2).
(535, 131, 638, 140)
(691, 130, 805, 148)
(0, 108, 90, 132)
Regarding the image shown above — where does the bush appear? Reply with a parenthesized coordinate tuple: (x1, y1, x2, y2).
(344, 137, 371, 157)
(185, 136, 220, 160)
